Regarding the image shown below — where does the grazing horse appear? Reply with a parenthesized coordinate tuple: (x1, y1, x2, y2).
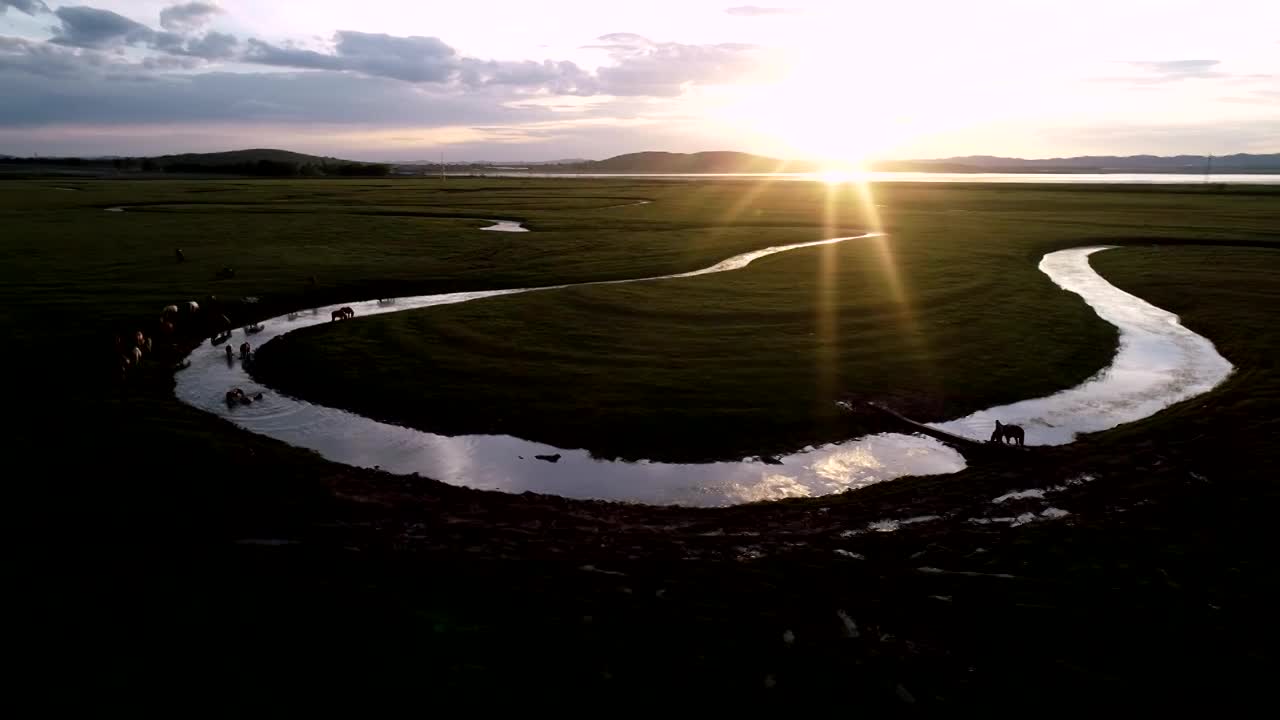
(331, 309, 344, 322)
(990, 420, 1025, 446)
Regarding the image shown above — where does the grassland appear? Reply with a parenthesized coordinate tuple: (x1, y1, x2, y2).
(248, 180, 1280, 461)
(7, 177, 1280, 706)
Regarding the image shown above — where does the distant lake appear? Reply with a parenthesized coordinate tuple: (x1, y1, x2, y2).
(452, 171, 1280, 185)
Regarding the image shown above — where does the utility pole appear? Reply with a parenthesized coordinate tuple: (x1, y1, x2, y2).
(1205, 153, 1213, 183)
(440, 151, 445, 182)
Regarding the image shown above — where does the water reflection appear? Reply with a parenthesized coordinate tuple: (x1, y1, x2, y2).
(931, 247, 1233, 445)
(175, 234, 965, 506)
(174, 243, 1231, 506)
(480, 220, 529, 232)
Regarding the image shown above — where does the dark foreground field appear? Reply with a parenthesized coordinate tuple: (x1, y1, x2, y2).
(6, 178, 1280, 708)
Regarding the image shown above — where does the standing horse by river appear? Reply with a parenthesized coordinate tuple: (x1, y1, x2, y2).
(990, 420, 1025, 446)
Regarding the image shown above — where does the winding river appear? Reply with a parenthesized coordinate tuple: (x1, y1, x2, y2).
(174, 230, 1232, 506)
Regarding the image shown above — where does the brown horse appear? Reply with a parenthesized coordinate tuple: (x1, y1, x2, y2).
(990, 420, 1025, 446)
(331, 309, 344, 322)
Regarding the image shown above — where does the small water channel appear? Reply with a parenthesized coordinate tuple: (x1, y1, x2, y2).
(173, 239, 1231, 506)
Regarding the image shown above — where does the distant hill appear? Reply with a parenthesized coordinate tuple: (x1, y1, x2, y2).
(0, 148, 391, 177)
(153, 148, 390, 177)
(563, 151, 819, 173)
(874, 153, 1280, 174)
(153, 149, 346, 167)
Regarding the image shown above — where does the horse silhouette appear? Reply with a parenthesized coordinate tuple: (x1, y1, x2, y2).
(990, 420, 1025, 446)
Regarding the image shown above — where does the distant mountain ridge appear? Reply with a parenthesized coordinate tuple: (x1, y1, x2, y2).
(875, 153, 1280, 173)
(486, 151, 1279, 174)
(562, 151, 818, 173)
(5, 148, 1278, 175)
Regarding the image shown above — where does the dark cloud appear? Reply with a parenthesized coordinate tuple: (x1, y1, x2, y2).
(244, 30, 764, 96)
(180, 31, 238, 59)
(151, 28, 237, 59)
(0, 35, 113, 76)
(0, 16, 775, 152)
(725, 5, 803, 16)
(0, 0, 49, 15)
(47, 5, 236, 61)
(246, 32, 457, 83)
(248, 31, 598, 93)
(331, 31, 456, 83)
(0, 52, 551, 129)
(159, 1, 221, 32)
(51, 6, 157, 48)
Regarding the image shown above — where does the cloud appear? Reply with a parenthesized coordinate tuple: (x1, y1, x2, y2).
(0, 0, 48, 15)
(1124, 59, 1223, 82)
(179, 31, 238, 59)
(589, 33, 778, 96)
(159, 1, 221, 32)
(725, 5, 803, 16)
(51, 6, 155, 48)
(246, 32, 458, 83)
(247, 31, 600, 93)
(0, 53, 551, 129)
(45, 5, 235, 61)
(244, 30, 768, 96)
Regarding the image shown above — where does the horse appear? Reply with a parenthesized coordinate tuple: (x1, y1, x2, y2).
(990, 420, 1025, 446)
(341, 306, 354, 319)
(331, 309, 344, 322)
(226, 388, 253, 405)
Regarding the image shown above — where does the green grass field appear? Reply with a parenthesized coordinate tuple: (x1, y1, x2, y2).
(240, 180, 1279, 460)
(8, 178, 1280, 705)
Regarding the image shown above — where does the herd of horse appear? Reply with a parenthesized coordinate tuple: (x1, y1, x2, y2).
(139, 293, 1034, 446)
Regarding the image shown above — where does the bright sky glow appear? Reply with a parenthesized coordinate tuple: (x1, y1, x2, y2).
(1, 0, 1276, 160)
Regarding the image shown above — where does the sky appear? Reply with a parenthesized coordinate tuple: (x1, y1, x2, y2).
(1, 0, 1277, 162)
